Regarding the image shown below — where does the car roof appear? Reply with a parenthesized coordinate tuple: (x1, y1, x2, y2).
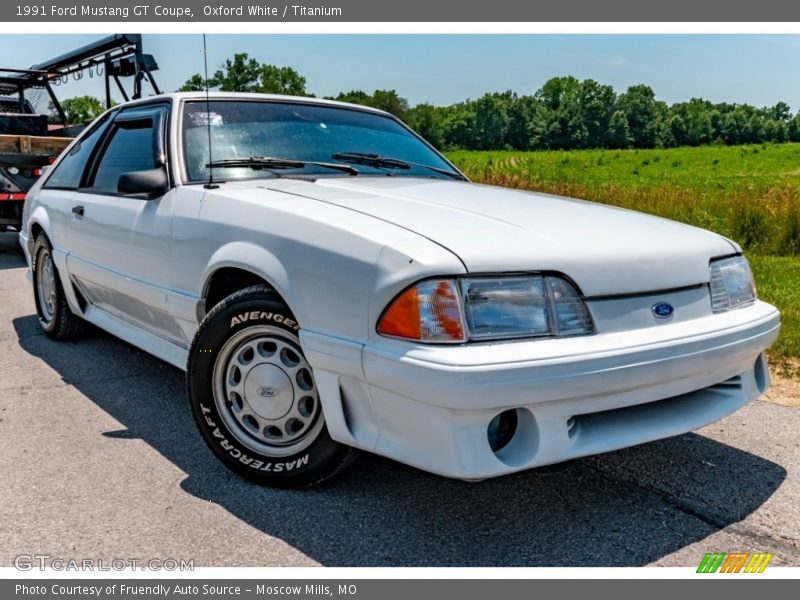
(116, 91, 393, 118)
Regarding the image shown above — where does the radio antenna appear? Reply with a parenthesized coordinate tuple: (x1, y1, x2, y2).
(202, 33, 218, 189)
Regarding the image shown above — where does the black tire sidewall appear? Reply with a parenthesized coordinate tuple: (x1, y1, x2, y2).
(188, 294, 348, 487)
(32, 235, 58, 334)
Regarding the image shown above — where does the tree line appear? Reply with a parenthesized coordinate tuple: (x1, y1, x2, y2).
(60, 52, 800, 151)
(407, 83, 800, 151)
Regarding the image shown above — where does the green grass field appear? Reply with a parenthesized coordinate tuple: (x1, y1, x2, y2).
(445, 144, 800, 363)
(749, 256, 799, 364)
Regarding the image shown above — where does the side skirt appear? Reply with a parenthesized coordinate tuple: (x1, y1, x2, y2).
(83, 305, 189, 371)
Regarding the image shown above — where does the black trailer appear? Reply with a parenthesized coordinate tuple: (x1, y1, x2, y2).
(0, 34, 160, 233)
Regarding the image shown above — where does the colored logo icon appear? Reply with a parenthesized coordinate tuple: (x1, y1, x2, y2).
(651, 302, 674, 318)
(697, 552, 773, 573)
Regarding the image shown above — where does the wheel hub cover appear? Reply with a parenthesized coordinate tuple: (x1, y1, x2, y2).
(244, 364, 293, 420)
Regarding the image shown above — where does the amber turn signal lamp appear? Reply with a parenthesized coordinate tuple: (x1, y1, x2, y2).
(378, 280, 465, 343)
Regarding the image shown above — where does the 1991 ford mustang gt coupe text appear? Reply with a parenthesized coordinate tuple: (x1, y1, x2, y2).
(21, 93, 780, 487)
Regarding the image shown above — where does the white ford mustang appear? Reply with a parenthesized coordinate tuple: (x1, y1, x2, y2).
(21, 92, 780, 487)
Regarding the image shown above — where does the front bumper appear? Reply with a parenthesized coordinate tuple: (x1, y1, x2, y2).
(307, 300, 779, 480)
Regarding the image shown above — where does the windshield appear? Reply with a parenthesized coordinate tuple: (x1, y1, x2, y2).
(181, 99, 459, 182)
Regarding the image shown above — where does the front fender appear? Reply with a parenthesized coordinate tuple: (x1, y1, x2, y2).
(201, 241, 292, 315)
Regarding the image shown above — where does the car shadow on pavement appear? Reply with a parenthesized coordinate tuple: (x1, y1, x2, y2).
(14, 314, 787, 567)
(0, 232, 26, 271)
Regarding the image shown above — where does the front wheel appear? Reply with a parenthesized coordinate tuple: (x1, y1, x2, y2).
(187, 285, 356, 487)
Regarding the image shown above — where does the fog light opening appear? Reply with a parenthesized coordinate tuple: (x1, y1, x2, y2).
(488, 409, 518, 453)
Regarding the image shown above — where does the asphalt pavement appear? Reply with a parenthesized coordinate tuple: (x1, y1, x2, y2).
(0, 231, 798, 567)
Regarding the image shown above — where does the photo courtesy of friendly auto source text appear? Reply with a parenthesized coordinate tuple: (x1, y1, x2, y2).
(0, 0, 799, 594)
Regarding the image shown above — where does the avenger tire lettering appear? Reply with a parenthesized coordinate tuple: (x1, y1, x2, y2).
(230, 311, 297, 330)
(187, 284, 356, 487)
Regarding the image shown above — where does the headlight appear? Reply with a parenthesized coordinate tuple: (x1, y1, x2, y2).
(461, 277, 550, 339)
(709, 255, 756, 312)
(377, 275, 593, 343)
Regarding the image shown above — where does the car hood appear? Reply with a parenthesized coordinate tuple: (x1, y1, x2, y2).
(256, 177, 735, 296)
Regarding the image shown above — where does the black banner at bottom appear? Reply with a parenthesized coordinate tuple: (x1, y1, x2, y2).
(3, 579, 795, 600)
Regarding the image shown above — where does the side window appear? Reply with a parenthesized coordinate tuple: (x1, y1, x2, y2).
(89, 121, 157, 193)
(44, 113, 113, 190)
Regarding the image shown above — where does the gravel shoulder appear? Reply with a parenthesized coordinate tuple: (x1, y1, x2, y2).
(765, 360, 800, 407)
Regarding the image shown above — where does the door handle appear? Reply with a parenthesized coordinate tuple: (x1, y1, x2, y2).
(71, 205, 84, 217)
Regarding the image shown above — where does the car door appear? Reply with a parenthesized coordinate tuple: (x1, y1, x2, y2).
(36, 112, 116, 264)
(64, 104, 185, 345)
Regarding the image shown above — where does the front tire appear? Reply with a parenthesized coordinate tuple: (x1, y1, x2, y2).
(32, 234, 84, 340)
(187, 285, 356, 487)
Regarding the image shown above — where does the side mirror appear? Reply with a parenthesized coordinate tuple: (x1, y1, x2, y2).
(117, 167, 169, 199)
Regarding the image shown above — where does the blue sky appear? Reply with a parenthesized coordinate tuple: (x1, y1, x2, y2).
(1, 34, 798, 110)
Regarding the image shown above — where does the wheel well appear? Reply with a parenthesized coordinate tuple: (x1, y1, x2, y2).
(30, 222, 43, 241)
(203, 267, 287, 315)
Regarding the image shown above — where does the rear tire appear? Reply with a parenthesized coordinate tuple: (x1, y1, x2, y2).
(187, 285, 357, 487)
(32, 234, 84, 340)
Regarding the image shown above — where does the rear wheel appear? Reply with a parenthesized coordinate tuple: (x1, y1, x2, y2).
(187, 285, 356, 487)
(32, 234, 84, 340)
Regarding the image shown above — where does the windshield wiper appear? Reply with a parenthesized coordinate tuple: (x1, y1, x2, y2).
(206, 156, 358, 176)
(331, 152, 410, 170)
(331, 152, 466, 181)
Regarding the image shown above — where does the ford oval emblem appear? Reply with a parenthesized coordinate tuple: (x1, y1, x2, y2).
(257, 386, 279, 398)
(651, 302, 674, 319)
